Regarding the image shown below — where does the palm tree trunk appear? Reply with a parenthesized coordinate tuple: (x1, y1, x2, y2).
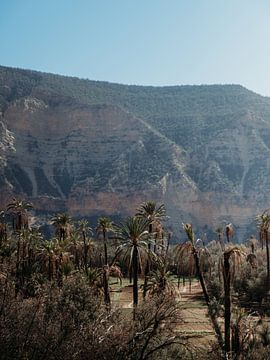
(143, 223, 152, 298)
(103, 266, 111, 308)
(133, 245, 139, 309)
(18, 213, 22, 231)
(265, 230, 270, 289)
(82, 230, 88, 275)
(48, 256, 52, 281)
(153, 234, 157, 254)
(143, 244, 150, 299)
(166, 232, 171, 256)
(194, 249, 210, 303)
(193, 248, 224, 351)
(103, 229, 108, 265)
(15, 233, 21, 296)
(223, 252, 231, 356)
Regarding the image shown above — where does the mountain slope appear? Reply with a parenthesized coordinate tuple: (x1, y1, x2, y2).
(1, 65, 270, 240)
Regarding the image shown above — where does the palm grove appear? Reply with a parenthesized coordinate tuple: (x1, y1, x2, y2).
(1, 199, 270, 359)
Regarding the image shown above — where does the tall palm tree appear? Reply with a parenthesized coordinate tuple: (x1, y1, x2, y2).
(50, 213, 72, 242)
(136, 201, 166, 297)
(175, 241, 196, 289)
(257, 210, 270, 288)
(39, 240, 58, 281)
(114, 216, 150, 311)
(6, 199, 33, 294)
(136, 201, 166, 240)
(96, 217, 114, 308)
(78, 220, 93, 275)
(6, 198, 33, 231)
(0, 210, 7, 246)
(223, 246, 245, 356)
(96, 217, 113, 266)
(181, 223, 224, 350)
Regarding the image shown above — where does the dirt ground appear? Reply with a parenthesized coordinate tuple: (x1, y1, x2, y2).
(110, 277, 217, 350)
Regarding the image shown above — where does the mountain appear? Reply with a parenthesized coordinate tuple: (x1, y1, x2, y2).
(1, 65, 270, 241)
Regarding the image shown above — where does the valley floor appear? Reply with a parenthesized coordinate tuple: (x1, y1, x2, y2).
(110, 277, 216, 351)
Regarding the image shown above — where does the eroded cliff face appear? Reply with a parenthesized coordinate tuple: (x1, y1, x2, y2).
(0, 92, 195, 231)
(1, 65, 270, 241)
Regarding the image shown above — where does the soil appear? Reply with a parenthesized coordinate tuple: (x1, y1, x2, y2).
(110, 277, 217, 349)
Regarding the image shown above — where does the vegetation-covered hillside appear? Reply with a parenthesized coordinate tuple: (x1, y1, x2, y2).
(1, 65, 270, 240)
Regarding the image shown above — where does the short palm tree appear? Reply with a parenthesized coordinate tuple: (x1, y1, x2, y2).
(114, 216, 150, 310)
(248, 235, 257, 254)
(215, 226, 224, 248)
(146, 257, 176, 297)
(51, 213, 72, 242)
(246, 236, 258, 270)
(225, 223, 234, 243)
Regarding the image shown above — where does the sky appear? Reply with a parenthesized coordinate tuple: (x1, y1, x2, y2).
(1, 0, 270, 96)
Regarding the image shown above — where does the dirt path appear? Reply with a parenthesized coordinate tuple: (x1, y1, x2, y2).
(177, 281, 216, 349)
(110, 279, 216, 349)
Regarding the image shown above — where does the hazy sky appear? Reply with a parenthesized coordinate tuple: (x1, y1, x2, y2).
(1, 0, 270, 96)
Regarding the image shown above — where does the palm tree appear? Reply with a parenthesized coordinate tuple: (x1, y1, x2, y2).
(6, 199, 33, 294)
(215, 226, 224, 249)
(114, 216, 150, 311)
(96, 217, 113, 266)
(96, 217, 114, 308)
(146, 257, 176, 297)
(257, 210, 270, 288)
(39, 240, 60, 280)
(6, 198, 33, 231)
(181, 223, 224, 350)
(50, 213, 72, 242)
(136, 201, 166, 297)
(136, 201, 166, 242)
(248, 235, 257, 254)
(136, 201, 166, 221)
(246, 236, 258, 271)
(78, 220, 93, 275)
(0, 210, 7, 247)
(223, 246, 245, 356)
(225, 223, 234, 243)
(67, 232, 80, 269)
(175, 241, 195, 291)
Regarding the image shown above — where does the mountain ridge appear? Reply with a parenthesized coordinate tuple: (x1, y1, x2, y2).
(1, 65, 270, 241)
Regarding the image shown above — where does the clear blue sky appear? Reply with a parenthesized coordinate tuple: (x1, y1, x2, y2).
(1, 0, 270, 95)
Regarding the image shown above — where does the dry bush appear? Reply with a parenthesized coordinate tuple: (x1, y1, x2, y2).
(0, 275, 186, 360)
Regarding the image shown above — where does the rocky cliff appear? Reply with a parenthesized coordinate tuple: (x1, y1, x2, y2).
(1, 65, 270, 241)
